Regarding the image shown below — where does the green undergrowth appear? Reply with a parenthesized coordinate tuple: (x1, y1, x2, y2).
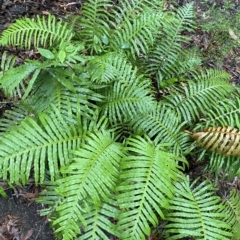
(0, 0, 240, 239)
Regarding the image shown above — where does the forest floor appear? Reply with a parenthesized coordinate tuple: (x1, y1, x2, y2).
(0, 0, 239, 239)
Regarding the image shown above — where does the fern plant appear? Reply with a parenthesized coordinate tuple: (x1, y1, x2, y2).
(0, 0, 240, 239)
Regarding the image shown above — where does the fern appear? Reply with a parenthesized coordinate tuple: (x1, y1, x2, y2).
(131, 103, 190, 156)
(101, 75, 154, 124)
(164, 70, 234, 122)
(52, 130, 124, 239)
(195, 95, 240, 129)
(223, 189, 240, 239)
(0, 51, 16, 76)
(116, 136, 186, 239)
(76, 0, 112, 53)
(164, 176, 232, 239)
(145, 3, 198, 87)
(0, 0, 239, 239)
(0, 15, 73, 49)
(0, 106, 84, 184)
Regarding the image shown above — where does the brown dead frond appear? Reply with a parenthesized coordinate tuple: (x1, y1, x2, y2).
(186, 126, 240, 156)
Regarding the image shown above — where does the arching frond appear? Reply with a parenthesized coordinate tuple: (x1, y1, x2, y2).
(0, 15, 73, 49)
(116, 136, 184, 240)
(0, 107, 84, 185)
(187, 126, 240, 157)
(131, 103, 190, 156)
(164, 177, 232, 239)
(164, 70, 233, 122)
(52, 130, 124, 240)
(146, 3, 196, 86)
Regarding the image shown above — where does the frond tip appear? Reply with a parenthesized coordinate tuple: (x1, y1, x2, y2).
(164, 177, 232, 239)
(186, 126, 240, 157)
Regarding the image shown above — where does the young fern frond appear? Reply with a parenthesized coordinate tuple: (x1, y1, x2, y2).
(0, 15, 73, 49)
(164, 177, 232, 239)
(116, 136, 185, 240)
(164, 70, 233, 122)
(52, 130, 124, 240)
(187, 126, 240, 157)
(131, 103, 190, 156)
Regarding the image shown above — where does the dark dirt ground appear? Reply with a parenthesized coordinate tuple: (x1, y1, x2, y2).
(0, 0, 239, 239)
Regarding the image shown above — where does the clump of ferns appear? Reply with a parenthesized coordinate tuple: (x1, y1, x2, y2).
(0, 0, 240, 239)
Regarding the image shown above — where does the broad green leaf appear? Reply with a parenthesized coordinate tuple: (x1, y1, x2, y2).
(38, 48, 55, 59)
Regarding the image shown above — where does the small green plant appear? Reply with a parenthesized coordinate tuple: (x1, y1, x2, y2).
(0, 0, 240, 239)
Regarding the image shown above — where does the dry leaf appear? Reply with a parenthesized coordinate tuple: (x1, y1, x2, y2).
(229, 28, 238, 40)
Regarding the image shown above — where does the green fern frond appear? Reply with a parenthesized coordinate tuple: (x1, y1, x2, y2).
(110, 7, 162, 57)
(101, 76, 154, 124)
(223, 189, 240, 239)
(79, 199, 119, 240)
(0, 61, 41, 98)
(131, 103, 190, 156)
(86, 52, 134, 83)
(187, 126, 240, 157)
(0, 51, 16, 77)
(164, 176, 232, 239)
(146, 3, 196, 86)
(195, 96, 240, 129)
(37, 181, 63, 216)
(165, 70, 233, 122)
(117, 136, 185, 240)
(0, 15, 73, 49)
(52, 130, 124, 239)
(29, 71, 102, 118)
(0, 102, 34, 135)
(0, 107, 84, 185)
(206, 151, 240, 179)
(77, 0, 112, 53)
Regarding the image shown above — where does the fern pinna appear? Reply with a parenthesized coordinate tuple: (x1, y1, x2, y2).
(0, 0, 239, 239)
